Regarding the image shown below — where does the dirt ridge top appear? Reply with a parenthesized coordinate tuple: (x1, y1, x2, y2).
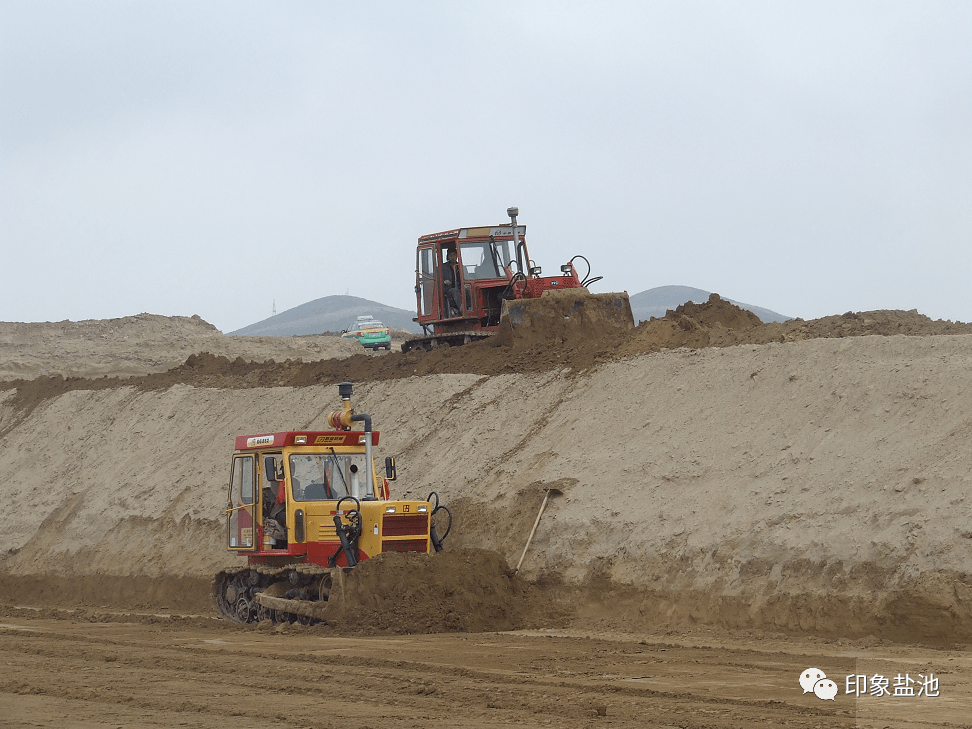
(3, 296, 970, 418)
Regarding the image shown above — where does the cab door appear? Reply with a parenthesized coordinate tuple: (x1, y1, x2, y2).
(416, 245, 438, 321)
(260, 453, 287, 549)
(226, 454, 256, 550)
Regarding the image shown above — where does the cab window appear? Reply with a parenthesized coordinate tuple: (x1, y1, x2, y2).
(231, 456, 254, 505)
(460, 241, 512, 280)
(289, 452, 373, 501)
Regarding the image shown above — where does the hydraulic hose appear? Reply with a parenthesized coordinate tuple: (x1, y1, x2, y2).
(569, 254, 603, 287)
(330, 496, 362, 567)
(427, 492, 452, 552)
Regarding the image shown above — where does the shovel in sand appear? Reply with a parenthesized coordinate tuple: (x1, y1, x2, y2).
(514, 486, 563, 574)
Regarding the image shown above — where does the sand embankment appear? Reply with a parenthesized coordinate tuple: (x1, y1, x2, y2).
(0, 313, 363, 380)
(2, 331, 971, 640)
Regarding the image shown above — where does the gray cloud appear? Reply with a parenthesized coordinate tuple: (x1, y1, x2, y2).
(3, 1, 971, 331)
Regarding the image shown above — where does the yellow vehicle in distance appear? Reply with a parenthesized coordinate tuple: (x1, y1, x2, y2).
(341, 315, 392, 351)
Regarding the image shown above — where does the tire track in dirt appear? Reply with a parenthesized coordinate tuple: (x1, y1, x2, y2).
(1, 614, 893, 728)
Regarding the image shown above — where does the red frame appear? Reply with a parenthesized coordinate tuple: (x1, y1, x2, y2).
(235, 431, 381, 451)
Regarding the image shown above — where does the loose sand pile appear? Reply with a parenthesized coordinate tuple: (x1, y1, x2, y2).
(5, 295, 972, 405)
(332, 549, 567, 633)
(2, 297, 972, 640)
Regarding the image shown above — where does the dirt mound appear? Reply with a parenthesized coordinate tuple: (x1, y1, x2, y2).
(607, 292, 762, 356)
(1, 298, 968, 414)
(0, 550, 567, 635)
(3, 298, 971, 417)
(496, 289, 635, 349)
(614, 295, 972, 357)
(745, 307, 972, 341)
(0, 312, 362, 381)
(333, 549, 567, 634)
(670, 292, 763, 329)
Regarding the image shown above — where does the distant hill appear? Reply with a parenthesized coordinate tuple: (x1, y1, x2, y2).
(629, 286, 790, 324)
(229, 295, 422, 336)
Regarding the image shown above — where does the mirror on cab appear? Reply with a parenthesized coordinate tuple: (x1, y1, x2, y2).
(264, 455, 283, 481)
(385, 456, 397, 481)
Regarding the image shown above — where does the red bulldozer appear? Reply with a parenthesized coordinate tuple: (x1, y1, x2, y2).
(402, 207, 634, 352)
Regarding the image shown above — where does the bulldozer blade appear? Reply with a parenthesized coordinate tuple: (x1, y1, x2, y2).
(500, 289, 634, 343)
(253, 567, 345, 621)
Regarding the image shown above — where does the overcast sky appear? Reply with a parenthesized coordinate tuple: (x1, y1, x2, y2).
(2, 1, 970, 332)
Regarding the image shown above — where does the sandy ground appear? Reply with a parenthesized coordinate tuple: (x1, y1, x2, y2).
(0, 313, 411, 381)
(3, 334, 972, 641)
(2, 301, 972, 725)
(1, 609, 968, 729)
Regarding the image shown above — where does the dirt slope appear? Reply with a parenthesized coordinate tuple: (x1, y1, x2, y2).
(5, 296, 972, 405)
(2, 297, 972, 641)
(0, 312, 364, 380)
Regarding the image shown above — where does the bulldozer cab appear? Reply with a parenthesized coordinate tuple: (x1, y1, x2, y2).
(414, 226, 528, 332)
(415, 242, 469, 322)
(227, 429, 392, 556)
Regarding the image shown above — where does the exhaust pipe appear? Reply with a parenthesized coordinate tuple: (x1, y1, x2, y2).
(508, 206, 526, 275)
(329, 382, 374, 498)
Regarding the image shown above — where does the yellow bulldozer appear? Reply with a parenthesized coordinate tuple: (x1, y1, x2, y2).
(213, 382, 451, 624)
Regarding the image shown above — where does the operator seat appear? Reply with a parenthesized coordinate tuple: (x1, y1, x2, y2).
(302, 483, 329, 500)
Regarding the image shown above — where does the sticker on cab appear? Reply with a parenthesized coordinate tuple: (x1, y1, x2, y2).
(315, 435, 346, 444)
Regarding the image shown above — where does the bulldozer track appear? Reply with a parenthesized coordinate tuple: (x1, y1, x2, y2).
(212, 564, 341, 626)
(401, 330, 493, 353)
